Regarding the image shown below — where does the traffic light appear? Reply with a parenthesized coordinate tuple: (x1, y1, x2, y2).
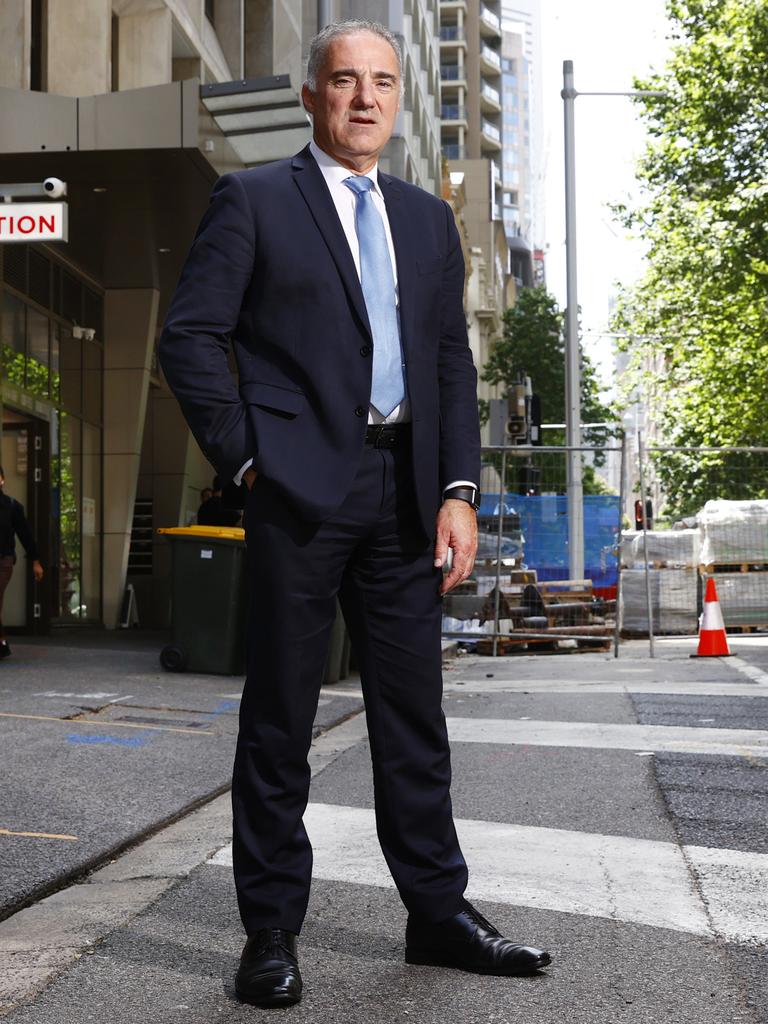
(507, 382, 527, 442)
(634, 498, 653, 530)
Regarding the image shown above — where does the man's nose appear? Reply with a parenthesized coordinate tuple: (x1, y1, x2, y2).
(352, 77, 376, 107)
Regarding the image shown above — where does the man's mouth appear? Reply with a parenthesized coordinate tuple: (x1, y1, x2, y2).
(349, 117, 377, 125)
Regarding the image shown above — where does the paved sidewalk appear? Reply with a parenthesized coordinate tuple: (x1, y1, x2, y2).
(1, 637, 767, 1022)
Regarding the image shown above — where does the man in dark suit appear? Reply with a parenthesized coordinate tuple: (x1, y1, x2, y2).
(160, 19, 550, 1008)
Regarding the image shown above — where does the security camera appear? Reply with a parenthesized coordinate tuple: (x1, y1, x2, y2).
(43, 177, 67, 199)
(84, 328, 95, 341)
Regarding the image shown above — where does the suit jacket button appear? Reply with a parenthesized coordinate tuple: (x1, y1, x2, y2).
(354, 406, 366, 417)
(360, 345, 371, 356)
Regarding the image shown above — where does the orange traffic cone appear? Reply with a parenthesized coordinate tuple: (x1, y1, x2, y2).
(691, 578, 731, 658)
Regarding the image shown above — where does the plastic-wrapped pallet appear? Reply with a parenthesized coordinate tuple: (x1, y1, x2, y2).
(698, 500, 768, 566)
(620, 529, 700, 569)
(620, 568, 698, 634)
(701, 573, 768, 628)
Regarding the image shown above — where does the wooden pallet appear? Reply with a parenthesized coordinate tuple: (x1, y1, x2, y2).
(700, 563, 768, 574)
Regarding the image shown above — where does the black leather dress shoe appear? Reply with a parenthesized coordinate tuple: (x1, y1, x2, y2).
(234, 928, 302, 1007)
(405, 900, 551, 976)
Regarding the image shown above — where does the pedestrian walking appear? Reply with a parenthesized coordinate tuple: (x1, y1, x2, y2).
(0, 465, 43, 658)
(159, 19, 550, 1008)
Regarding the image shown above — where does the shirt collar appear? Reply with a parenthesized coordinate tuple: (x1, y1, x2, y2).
(309, 139, 380, 193)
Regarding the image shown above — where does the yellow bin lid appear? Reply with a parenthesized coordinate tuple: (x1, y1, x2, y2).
(157, 525, 245, 540)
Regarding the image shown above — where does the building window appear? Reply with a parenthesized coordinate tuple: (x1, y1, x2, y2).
(30, 0, 44, 91)
(111, 15, 119, 92)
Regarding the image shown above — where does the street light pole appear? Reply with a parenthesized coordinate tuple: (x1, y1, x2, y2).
(561, 64, 665, 583)
(562, 60, 583, 581)
(317, 0, 332, 29)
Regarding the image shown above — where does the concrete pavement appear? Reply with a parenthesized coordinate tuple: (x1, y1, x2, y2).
(1, 636, 767, 1022)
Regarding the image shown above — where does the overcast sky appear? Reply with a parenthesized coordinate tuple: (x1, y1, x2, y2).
(538, 0, 672, 385)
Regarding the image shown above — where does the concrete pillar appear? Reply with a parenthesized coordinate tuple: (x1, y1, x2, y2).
(214, 0, 243, 79)
(245, 0, 274, 79)
(102, 287, 158, 628)
(172, 56, 204, 82)
(0, 0, 30, 90)
(116, 7, 172, 91)
(273, 0, 303, 89)
(46, 0, 111, 97)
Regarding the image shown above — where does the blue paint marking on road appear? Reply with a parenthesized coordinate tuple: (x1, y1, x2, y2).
(208, 700, 240, 718)
(65, 733, 150, 748)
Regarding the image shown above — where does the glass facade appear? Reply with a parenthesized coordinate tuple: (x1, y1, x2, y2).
(1, 246, 103, 625)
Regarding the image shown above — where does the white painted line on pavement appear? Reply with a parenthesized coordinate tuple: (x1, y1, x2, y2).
(443, 679, 766, 697)
(728, 657, 768, 688)
(685, 845, 768, 944)
(445, 717, 768, 758)
(208, 803, 768, 943)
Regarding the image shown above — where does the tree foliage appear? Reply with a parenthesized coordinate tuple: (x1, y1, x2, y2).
(482, 286, 615, 444)
(481, 286, 616, 494)
(614, 0, 768, 516)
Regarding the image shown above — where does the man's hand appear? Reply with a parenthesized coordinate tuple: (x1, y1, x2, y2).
(434, 499, 478, 595)
(243, 467, 259, 491)
(32, 560, 44, 582)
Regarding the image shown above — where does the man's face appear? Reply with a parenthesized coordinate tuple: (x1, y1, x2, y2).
(302, 31, 401, 172)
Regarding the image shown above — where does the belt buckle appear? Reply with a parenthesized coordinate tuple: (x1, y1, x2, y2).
(371, 424, 387, 448)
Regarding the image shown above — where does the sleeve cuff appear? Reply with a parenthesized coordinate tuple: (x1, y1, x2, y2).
(443, 479, 479, 495)
(233, 458, 253, 487)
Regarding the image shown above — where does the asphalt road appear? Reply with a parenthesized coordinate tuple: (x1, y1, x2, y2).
(1, 634, 767, 1023)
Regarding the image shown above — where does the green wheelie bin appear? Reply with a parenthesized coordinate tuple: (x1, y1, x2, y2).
(158, 525, 248, 675)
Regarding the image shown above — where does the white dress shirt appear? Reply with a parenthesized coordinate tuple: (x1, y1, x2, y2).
(234, 142, 477, 497)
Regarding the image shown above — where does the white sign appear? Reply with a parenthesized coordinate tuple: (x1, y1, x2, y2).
(0, 202, 68, 242)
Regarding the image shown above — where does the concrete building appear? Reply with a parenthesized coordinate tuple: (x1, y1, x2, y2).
(0, 1, 440, 634)
(444, 161, 512, 444)
(439, 0, 503, 216)
(501, 0, 543, 249)
(337, 0, 442, 192)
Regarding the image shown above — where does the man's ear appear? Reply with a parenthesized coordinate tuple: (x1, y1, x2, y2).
(301, 82, 314, 115)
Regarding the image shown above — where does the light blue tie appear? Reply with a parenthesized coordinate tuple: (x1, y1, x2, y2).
(343, 175, 405, 417)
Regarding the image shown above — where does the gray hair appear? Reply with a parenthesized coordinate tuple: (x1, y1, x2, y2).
(305, 20, 404, 95)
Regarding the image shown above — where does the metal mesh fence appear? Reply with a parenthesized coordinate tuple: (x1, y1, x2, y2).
(442, 442, 624, 655)
(620, 444, 768, 641)
(442, 440, 768, 656)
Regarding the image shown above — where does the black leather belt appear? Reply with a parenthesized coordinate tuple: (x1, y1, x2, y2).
(364, 423, 411, 449)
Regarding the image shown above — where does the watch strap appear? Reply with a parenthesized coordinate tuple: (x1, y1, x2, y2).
(444, 485, 481, 510)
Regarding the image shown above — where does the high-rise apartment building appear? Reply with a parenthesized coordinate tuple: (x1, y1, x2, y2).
(438, 0, 511, 442)
(0, 1, 441, 634)
(439, 0, 503, 193)
(501, 0, 543, 251)
(337, 0, 442, 192)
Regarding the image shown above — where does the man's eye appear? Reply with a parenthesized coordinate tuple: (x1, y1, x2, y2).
(335, 78, 354, 87)
(377, 81, 393, 90)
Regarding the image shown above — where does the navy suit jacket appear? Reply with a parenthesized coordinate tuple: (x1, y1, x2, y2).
(159, 144, 480, 536)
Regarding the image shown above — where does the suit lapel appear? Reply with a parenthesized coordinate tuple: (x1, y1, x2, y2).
(291, 146, 372, 340)
(378, 173, 418, 364)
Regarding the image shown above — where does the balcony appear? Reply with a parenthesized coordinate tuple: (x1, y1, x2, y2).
(439, 25, 466, 46)
(479, 43, 501, 76)
(441, 103, 467, 127)
(479, 3, 501, 37)
(439, 0, 467, 11)
(442, 143, 466, 160)
(481, 118, 501, 150)
(491, 160, 501, 183)
(440, 64, 467, 89)
(480, 80, 501, 112)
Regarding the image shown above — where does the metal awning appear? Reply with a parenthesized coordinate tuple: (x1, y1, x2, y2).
(201, 75, 311, 166)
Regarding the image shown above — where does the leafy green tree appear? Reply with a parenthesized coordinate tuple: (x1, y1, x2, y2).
(614, 0, 768, 516)
(480, 287, 616, 493)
